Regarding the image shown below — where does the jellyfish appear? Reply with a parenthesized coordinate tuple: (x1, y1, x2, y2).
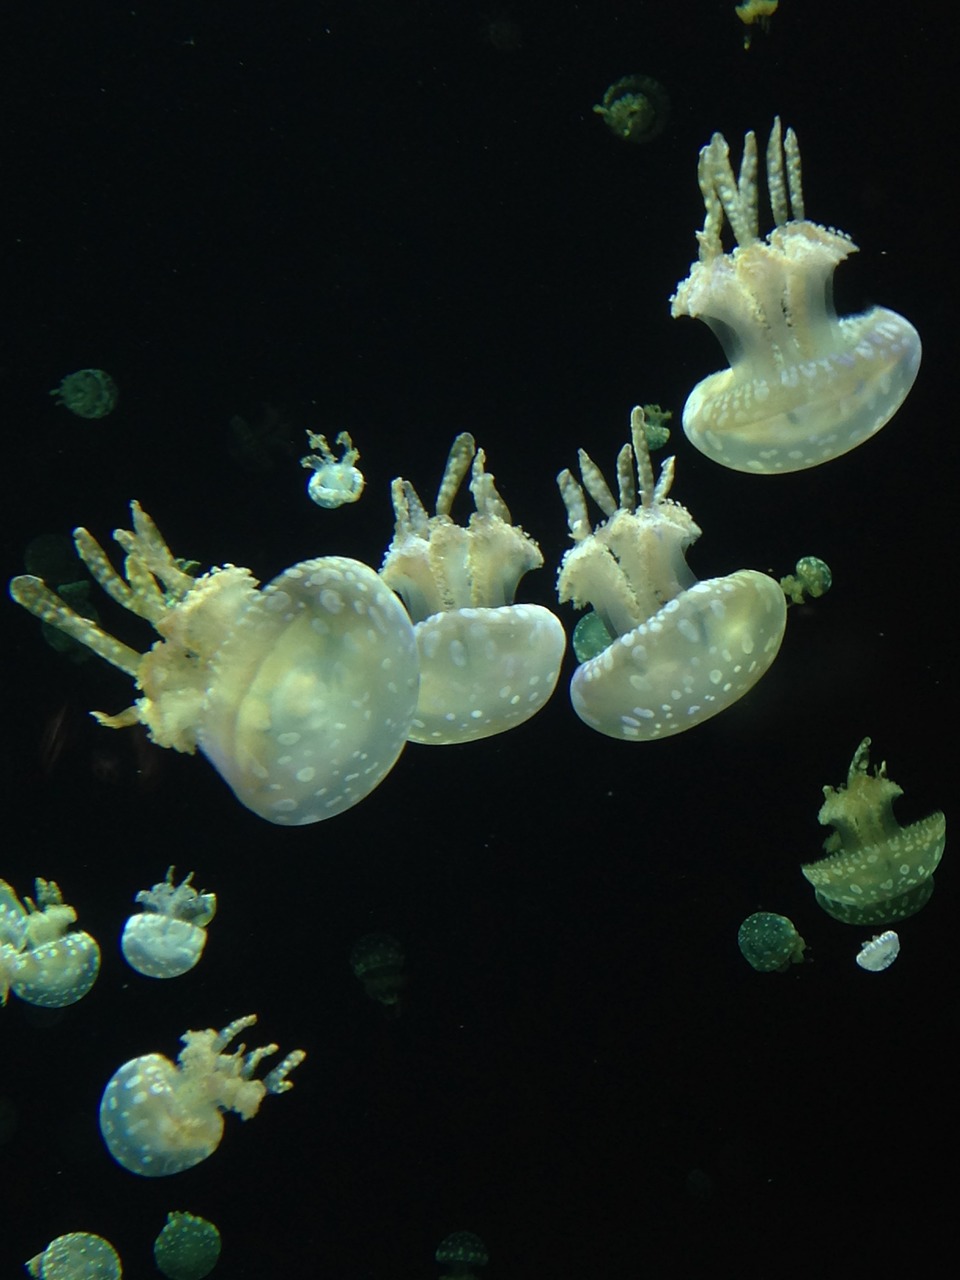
(380, 433, 566, 744)
(49, 369, 118, 419)
(121, 867, 216, 979)
(1, 878, 100, 1008)
(154, 1212, 221, 1280)
(556, 405, 787, 740)
(436, 1231, 489, 1279)
(856, 930, 900, 972)
(593, 75, 669, 144)
(350, 933, 407, 1015)
(300, 430, 365, 508)
(9, 501, 419, 824)
(99, 1013, 305, 1177)
(25, 1232, 121, 1279)
(779, 556, 832, 606)
(671, 118, 921, 473)
(801, 739, 945, 925)
(737, 912, 805, 972)
(735, 0, 778, 50)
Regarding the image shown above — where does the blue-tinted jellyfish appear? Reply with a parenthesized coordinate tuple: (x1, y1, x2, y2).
(25, 1232, 121, 1279)
(436, 1231, 489, 1279)
(99, 1014, 305, 1177)
(593, 74, 669, 144)
(1, 878, 100, 1008)
(350, 933, 407, 1016)
(556, 405, 787, 739)
(154, 1212, 221, 1280)
(802, 739, 946, 926)
(671, 118, 921, 473)
(49, 369, 118, 419)
(737, 912, 806, 973)
(9, 501, 419, 824)
(121, 867, 216, 979)
(300, 430, 365, 507)
(856, 930, 900, 972)
(380, 433, 566, 744)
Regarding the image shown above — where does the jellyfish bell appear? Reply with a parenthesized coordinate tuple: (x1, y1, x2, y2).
(154, 1211, 222, 1280)
(50, 369, 118, 419)
(593, 74, 669, 144)
(856, 929, 900, 972)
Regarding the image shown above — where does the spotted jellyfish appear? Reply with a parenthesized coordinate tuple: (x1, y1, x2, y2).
(121, 867, 216, 979)
(300, 429, 365, 508)
(25, 1232, 121, 1279)
(1, 878, 100, 1009)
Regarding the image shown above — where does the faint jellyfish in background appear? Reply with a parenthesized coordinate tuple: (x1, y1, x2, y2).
(154, 1212, 221, 1280)
(300, 429, 365, 508)
(737, 912, 806, 972)
(25, 1232, 121, 1279)
(121, 867, 216, 979)
(49, 369, 118, 419)
(593, 75, 669, 144)
(436, 1232, 489, 1279)
(481, 12, 523, 51)
(99, 1013, 306, 1176)
(779, 556, 832, 606)
(856, 930, 900, 972)
(351, 933, 407, 1017)
(227, 403, 298, 473)
(1, 878, 100, 1009)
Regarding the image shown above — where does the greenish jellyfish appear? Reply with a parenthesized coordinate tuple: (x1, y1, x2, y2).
(737, 912, 806, 972)
(802, 738, 946, 926)
(50, 369, 118, 419)
(350, 933, 407, 1015)
(436, 1231, 489, 1279)
(593, 75, 669, 144)
(779, 556, 832, 606)
(154, 1212, 221, 1280)
(25, 1232, 121, 1279)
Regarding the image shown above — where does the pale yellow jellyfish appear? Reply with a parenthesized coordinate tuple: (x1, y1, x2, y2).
(556, 406, 786, 740)
(1, 878, 100, 1008)
(300, 429, 365, 507)
(380, 433, 566, 744)
(671, 118, 921, 473)
(9, 502, 419, 824)
(99, 1014, 305, 1176)
(121, 867, 216, 979)
(735, 0, 778, 50)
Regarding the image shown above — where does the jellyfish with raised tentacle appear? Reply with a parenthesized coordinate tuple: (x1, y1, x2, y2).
(1, 878, 100, 1008)
(300, 429, 365, 508)
(556, 405, 787, 740)
(671, 118, 921, 473)
(121, 867, 216, 979)
(99, 1014, 305, 1176)
(9, 501, 419, 824)
(380, 434, 566, 744)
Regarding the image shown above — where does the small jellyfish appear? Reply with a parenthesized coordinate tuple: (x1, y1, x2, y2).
(99, 1013, 305, 1176)
(856, 930, 900, 972)
(300, 430, 365, 508)
(121, 867, 216, 979)
(1, 878, 100, 1008)
(9, 501, 419, 824)
(380, 433, 566, 744)
(556, 405, 787, 740)
(154, 1212, 221, 1280)
(50, 369, 118, 419)
(779, 556, 832, 606)
(350, 933, 407, 1016)
(593, 74, 669, 144)
(671, 119, 921, 473)
(802, 739, 946, 926)
(436, 1231, 489, 1279)
(25, 1232, 121, 1279)
(737, 912, 806, 972)
(735, 0, 778, 50)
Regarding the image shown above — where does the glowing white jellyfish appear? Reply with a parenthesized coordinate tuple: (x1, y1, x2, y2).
(99, 1014, 305, 1176)
(26, 1231, 121, 1279)
(856, 930, 900, 972)
(121, 867, 216, 979)
(1, 878, 100, 1009)
(300, 429, 365, 507)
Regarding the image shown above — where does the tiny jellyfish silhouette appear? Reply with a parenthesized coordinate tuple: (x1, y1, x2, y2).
(802, 739, 945, 926)
(350, 933, 407, 1015)
(154, 1212, 221, 1280)
(99, 1013, 305, 1176)
(593, 75, 669, 144)
(779, 556, 832, 606)
(737, 912, 805, 972)
(49, 369, 118, 419)
(856, 930, 900, 972)
(436, 1231, 488, 1279)
(121, 867, 216, 979)
(25, 1232, 121, 1279)
(300, 430, 365, 508)
(1, 878, 100, 1008)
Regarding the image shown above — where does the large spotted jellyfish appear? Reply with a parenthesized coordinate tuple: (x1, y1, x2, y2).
(379, 433, 566, 744)
(671, 118, 921, 473)
(801, 738, 945, 926)
(0, 878, 100, 1009)
(26, 1232, 122, 1279)
(121, 867, 216, 979)
(556, 405, 787, 740)
(99, 1013, 305, 1176)
(9, 502, 419, 824)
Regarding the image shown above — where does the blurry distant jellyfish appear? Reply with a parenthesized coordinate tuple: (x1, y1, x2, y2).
(737, 912, 806, 972)
(482, 12, 523, 52)
(121, 867, 216, 979)
(1, 878, 100, 1008)
(856, 930, 900, 972)
(802, 738, 946, 926)
(436, 1232, 489, 1279)
(25, 1232, 121, 1279)
(49, 369, 118, 419)
(154, 1212, 221, 1280)
(779, 556, 832, 606)
(593, 75, 669, 144)
(350, 933, 407, 1015)
(300, 429, 365, 508)
(735, 0, 778, 49)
